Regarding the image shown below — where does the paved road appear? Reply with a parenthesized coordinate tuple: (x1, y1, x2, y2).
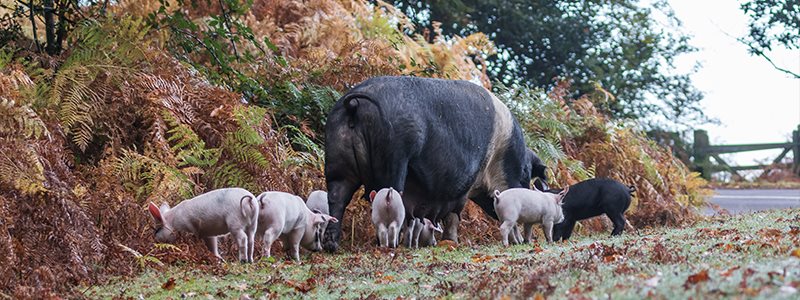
(706, 189, 800, 215)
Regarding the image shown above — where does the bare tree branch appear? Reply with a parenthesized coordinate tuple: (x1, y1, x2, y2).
(739, 38, 800, 79)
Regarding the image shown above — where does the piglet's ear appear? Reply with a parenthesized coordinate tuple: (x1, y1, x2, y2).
(148, 202, 163, 223)
(369, 190, 377, 202)
(557, 186, 570, 203)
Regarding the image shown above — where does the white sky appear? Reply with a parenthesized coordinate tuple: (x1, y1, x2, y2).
(668, 0, 800, 167)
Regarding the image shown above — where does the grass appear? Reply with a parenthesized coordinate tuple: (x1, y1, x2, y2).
(89, 209, 800, 299)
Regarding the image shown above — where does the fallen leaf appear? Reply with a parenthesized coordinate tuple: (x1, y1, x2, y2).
(768, 271, 784, 281)
(286, 279, 314, 293)
(215, 289, 227, 298)
(742, 287, 761, 296)
(684, 269, 710, 288)
(471, 254, 495, 263)
(162, 277, 176, 290)
(720, 266, 740, 277)
(789, 226, 800, 235)
(533, 294, 545, 300)
(791, 248, 800, 258)
(758, 228, 782, 239)
(376, 275, 395, 283)
(568, 285, 582, 294)
(528, 245, 544, 254)
(438, 240, 458, 250)
(603, 254, 621, 263)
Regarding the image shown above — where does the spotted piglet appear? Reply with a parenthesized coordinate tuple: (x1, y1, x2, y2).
(370, 187, 405, 248)
(492, 187, 569, 246)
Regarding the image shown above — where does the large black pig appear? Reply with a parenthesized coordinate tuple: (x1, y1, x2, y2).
(322, 76, 546, 252)
(550, 178, 635, 241)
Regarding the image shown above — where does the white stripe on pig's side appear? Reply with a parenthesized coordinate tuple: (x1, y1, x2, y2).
(470, 92, 513, 197)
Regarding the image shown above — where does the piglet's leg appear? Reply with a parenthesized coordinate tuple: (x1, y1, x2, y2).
(522, 223, 533, 243)
(203, 237, 222, 260)
(231, 229, 248, 263)
(542, 221, 553, 243)
(246, 226, 257, 263)
(283, 228, 304, 262)
(511, 225, 523, 245)
(377, 224, 388, 248)
(389, 224, 401, 248)
(262, 229, 279, 259)
(499, 221, 515, 247)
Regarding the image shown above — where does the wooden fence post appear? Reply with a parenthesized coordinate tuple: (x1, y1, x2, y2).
(693, 129, 711, 180)
(793, 125, 799, 176)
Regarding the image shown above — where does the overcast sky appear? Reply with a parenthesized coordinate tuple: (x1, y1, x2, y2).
(667, 0, 800, 168)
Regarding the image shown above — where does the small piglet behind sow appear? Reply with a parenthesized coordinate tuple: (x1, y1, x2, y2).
(402, 218, 443, 248)
(493, 187, 569, 246)
(370, 187, 405, 248)
(305, 190, 329, 240)
(417, 218, 443, 247)
(550, 178, 634, 241)
(306, 190, 329, 214)
(147, 187, 259, 263)
(256, 191, 338, 262)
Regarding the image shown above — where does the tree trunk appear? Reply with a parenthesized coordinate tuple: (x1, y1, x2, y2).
(43, 0, 59, 55)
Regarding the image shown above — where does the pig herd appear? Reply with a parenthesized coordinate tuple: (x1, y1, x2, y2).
(146, 76, 638, 263)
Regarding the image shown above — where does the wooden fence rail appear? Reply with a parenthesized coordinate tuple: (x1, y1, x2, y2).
(692, 125, 800, 180)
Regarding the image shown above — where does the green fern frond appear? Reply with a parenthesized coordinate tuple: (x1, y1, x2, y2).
(280, 124, 325, 172)
(114, 149, 197, 201)
(50, 17, 150, 151)
(0, 48, 12, 68)
(162, 111, 220, 168)
(209, 161, 256, 190)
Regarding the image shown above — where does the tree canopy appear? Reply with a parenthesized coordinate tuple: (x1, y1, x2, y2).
(739, 0, 800, 78)
(388, 0, 707, 127)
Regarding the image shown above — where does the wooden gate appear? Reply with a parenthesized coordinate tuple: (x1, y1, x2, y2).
(692, 125, 800, 180)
